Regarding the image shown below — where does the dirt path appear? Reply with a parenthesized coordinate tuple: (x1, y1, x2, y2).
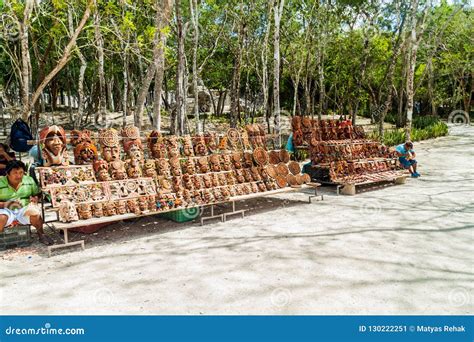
(1, 125, 472, 315)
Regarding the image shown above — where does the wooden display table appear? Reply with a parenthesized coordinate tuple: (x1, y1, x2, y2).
(338, 171, 408, 196)
(45, 184, 321, 256)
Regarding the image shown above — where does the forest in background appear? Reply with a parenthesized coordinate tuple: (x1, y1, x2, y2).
(0, 0, 472, 140)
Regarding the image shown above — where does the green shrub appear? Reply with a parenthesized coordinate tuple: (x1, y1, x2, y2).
(368, 120, 448, 146)
(412, 116, 441, 129)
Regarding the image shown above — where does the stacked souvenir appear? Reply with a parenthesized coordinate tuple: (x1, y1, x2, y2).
(244, 124, 267, 149)
(38, 126, 158, 223)
(291, 116, 403, 184)
(265, 149, 311, 188)
(36, 124, 306, 224)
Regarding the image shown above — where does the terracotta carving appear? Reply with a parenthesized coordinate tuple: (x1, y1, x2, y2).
(196, 157, 209, 173)
(183, 135, 195, 157)
(156, 158, 171, 177)
(92, 202, 104, 218)
(166, 136, 180, 158)
(193, 135, 207, 156)
(202, 189, 215, 203)
(147, 195, 157, 211)
(211, 173, 219, 187)
(112, 200, 126, 215)
(209, 154, 221, 172)
(99, 128, 121, 162)
(126, 198, 141, 215)
(109, 160, 128, 180)
(183, 158, 196, 175)
(77, 203, 93, 220)
(143, 160, 158, 178)
(126, 158, 143, 178)
(39, 125, 69, 166)
(147, 131, 167, 158)
(204, 133, 218, 153)
(138, 197, 148, 212)
(243, 169, 253, 182)
(124, 140, 143, 161)
(226, 128, 240, 149)
(182, 174, 194, 190)
(202, 174, 212, 188)
(104, 201, 117, 216)
(192, 175, 203, 189)
(58, 200, 78, 223)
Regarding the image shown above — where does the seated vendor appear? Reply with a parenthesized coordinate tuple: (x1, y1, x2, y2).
(396, 141, 420, 178)
(0, 160, 54, 245)
(0, 143, 16, 176)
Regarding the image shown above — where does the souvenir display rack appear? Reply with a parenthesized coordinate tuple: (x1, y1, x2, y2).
(33, 124, 316, 254)
(291, 116, 408, 189)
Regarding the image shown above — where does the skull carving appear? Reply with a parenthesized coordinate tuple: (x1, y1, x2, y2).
(109, 160, 127, 180)
(116, 200, 127, 215)
(148, 131, 167, 158)
(183, 135, 195, 157)
(126, 158, 143, 179)
(127, 198, 141, 215)
(183, 159, 196, 175)
(182, 174, 194, 190)
(104, 202, 117, 216)
(58, 201, 78, 222)
(202, 174, 212, 188)
(143, 160, 158, 178)
(156, 158, 171, 177)
(77, 203, 92, 220)
(93, 160, 111, 181)
(92, 202, 104, 217)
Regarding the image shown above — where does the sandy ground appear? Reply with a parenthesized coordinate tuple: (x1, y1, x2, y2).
(0, 125, 473, 315)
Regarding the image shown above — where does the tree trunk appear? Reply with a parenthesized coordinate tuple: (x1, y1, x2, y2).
(68, 6, 87, 128)
(273, 0, 285, 147)
(134, 0, 173, 130)
(175, 0, 187, 135)
(107, 78, 115, 112)
(262, 0, 274, 132)
(152, 0, 172, 131)
(377, 6, 407, 138)
(230, 2, 245, 128)
(190, 0, 201, 133)
(427, 58, 436, 116)
(94, 11, 106, 125)
(24, 0, 93, 119)
(405, 0, 419, 141)
(122, 52, 129, 127)
(19, 0, 34, 120)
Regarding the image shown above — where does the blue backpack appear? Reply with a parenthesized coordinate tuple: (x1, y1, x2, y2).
(9, 118, 33, 152)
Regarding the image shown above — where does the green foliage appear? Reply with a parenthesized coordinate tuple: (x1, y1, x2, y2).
(412, 116, 442, 129)
(0, 0, 470, 130)
(370, 120, 449, 146)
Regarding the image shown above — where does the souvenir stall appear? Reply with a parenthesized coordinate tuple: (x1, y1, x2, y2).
(35, 124, 317, 255)
(292, 116, 408, 195)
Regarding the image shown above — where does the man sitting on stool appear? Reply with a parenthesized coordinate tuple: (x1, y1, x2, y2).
(0, 160, 54, 245)
(396, 141, 420, 178)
